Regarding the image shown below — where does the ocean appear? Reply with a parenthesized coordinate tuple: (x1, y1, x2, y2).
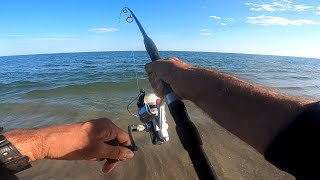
(0, 51, 319, 179)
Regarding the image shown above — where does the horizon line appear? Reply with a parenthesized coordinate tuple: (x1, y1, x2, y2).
(0, 50, 319, 60)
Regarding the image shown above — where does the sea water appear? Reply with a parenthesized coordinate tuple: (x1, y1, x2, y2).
(1, 51, 319, 179)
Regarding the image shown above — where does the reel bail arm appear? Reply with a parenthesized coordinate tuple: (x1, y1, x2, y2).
(127, 90, 169, 148)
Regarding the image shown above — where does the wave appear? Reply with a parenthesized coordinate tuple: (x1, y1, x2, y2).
(275, 86, 305, 91)
(1, 80, 49, 88)
(0, 81, 49, 97)
(23, 80, 150, 98)
(0, 102, 131, 129)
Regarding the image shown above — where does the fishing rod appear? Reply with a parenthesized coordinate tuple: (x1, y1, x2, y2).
(122, 7, 218, 180)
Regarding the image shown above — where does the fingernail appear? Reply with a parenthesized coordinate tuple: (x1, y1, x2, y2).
(125, 150, 134, 159)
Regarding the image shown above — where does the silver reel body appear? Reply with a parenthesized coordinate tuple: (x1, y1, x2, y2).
(128, 90, 169, 148)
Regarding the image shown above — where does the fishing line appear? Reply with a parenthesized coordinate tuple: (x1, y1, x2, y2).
(119, 7, 142, 117)
(126, 51, 142, 117)
(132, 51, 140, 93)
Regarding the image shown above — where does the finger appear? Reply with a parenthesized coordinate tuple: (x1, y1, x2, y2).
(170, 57, 180, 61)
(112, 125, 131, 146)
(156, 80, 164, 93)
(148, 77, 158, 90)
(95, 143, 134, 161)
(147, 71, 160, 83)
(145, 60, 165, 74)
(102, 161, 118, 173)
(148, 73, 159, 88)
(147, 73, 164, 96)
(154, 80, 164, 97)
(145, 62, 154, 74)
(95, 120, 131, 146)
(148, 70, 157, 80)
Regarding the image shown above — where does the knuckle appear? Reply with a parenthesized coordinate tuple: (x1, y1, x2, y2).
(99, 117, 111, 123)
(168, 57, 176, 61)
(151, 83, 158, 90)
(144, 63, 149, 70)
(106, 126, 116, 140)
(82, 121, 95, 132)
(110, 148, 125, 160)
(116, 149, 123, 157)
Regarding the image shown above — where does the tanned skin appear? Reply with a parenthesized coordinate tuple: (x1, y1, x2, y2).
(4, 118, 134, 173)
(145, 57, 313, 154)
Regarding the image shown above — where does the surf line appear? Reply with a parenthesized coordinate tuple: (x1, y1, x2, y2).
(119, 7, 219, 180)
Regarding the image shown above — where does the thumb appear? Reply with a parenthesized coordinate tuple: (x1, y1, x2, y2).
(145, 62, 154, 74)
(102, 161, 118, 173)
(96, 143, 134, 161)
(145, 60, 164, 75)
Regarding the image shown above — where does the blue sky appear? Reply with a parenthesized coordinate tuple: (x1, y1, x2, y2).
(0, 0, 319, 58)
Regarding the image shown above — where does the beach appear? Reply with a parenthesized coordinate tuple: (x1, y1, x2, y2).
(1, 51, 319, 179)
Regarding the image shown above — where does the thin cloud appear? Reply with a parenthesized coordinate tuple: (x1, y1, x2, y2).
(200, 32, 212, 36)
(89, 28, 118, 33)
(199, 29, 212, 36)
(10, 35, 77, 41)
(245, 0, 314, 12)
(245, 1, 290, 11)
(316, 7, 320, 15)
(226, 18, 235, 22)
(247, 15, 317, 26)
(7, 35, 29, 37)
(294, 5, 313, 11)
(220, 23, 227, 26)
(245, 3, 278, 11)
(209, 16, 221, 20)
(25, 37, 76, 41)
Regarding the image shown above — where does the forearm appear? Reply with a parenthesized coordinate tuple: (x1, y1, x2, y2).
(3, 123, 98, 161)
(3, 125, 75, 161)
(2, 119, 134, 174)
(176, 66, 312, 153)
(3, 129, 45, 161)
(2, 118, 134, 169)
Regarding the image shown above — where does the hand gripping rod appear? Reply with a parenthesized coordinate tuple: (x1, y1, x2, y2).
(126, 7, 218, 180)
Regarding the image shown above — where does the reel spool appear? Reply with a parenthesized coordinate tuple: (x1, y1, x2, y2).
(128, 90, 169, 150)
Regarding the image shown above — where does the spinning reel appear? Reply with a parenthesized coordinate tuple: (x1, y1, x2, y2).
(127, 90, 169, 150)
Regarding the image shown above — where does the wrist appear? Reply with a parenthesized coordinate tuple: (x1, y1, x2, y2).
(3, 129, 45, 161)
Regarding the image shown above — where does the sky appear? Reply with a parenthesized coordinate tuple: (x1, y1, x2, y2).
(0, 0, 319, 58)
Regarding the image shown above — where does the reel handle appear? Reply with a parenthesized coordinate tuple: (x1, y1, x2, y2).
(105, 138, 138, 163)
(128, 126, 139, 151)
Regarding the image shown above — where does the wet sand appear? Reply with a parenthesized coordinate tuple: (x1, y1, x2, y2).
(11, 102, 294, 180)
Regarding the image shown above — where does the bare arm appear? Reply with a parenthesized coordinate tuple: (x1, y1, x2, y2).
(3, 118, 134, 173)
(145, 57, 313, 154)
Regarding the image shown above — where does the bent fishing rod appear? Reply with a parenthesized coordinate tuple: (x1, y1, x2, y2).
(123, 7, 218, 180)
